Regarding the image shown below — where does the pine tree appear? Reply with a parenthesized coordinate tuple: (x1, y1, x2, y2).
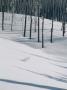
(29, 0, 33, 39)
(2, 0, 4, 31)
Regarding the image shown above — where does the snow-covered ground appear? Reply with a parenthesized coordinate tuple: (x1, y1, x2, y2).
(0, 12, 67, 90)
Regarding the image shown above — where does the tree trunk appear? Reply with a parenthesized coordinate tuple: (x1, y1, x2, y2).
(2, 11, 4, 31)
(11, 12, 14, 31)
(51, 0, 54, 43)
(62, 21, 65, 37)
(30, 15, 32, 39)
(2, 0, 4, 31)
(29, 0, 33, 39)
(24, 5, 27, 37)
(42, 17, 44, 48)
(38, 5, 40, 42)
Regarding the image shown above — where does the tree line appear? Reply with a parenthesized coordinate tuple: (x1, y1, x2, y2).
(0, 0, 67, 21)
(0, 0, 67, 48)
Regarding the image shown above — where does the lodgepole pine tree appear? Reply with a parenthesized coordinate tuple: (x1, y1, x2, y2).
(41, 0, 44, 48)
(11, 0, 15, 31)
(62, 0, 67, 37)
(2, 0, 4, 31)
(34, 8, 37, 32)
(29, 0, 33, 39)
(51, 0, 54, 43)
(42, 15, 44, 48)
(38, 4, 40, 42)
(24, 0, 27, 37)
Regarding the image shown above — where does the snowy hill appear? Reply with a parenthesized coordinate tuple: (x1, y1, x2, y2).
(0, 38, 67, 90)
(0, 12, 67, 90)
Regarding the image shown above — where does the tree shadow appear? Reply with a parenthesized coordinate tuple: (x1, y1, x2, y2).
(53, 36, 67, 43)
(49, 62, 67, 69)
(0, 79, 66, 90)
(17, 66, 67, 84)
(11, 31, 67, 49)
(1, 37, 67, 64)
(56, 72, 67, 79)
(21, 51, 67, 64)
(13, 37, 42, 49)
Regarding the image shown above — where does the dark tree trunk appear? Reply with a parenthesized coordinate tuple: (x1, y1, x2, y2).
(51, 25, 53, 43)
(62, 0, 66, 37)
(2, 0, 4, 31)
(11, 12, 14, 31)
(42, 17, 44, 48)
(29, 0, 33, 39)
(34, 8, 37, 32)
(24, 5, 27, 37)
(30, 15, 32, 39)
(62, 21, 65, 37)
(38, 5, 40, 42)
(50, 0, 54, 43)
(2, 11, 4, 31)
(35, 18, 37, 32)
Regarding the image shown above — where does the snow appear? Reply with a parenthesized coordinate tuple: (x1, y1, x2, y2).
(0, 12, 67, 90)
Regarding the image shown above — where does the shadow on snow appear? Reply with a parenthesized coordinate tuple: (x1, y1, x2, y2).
(0, 79, 66, 90)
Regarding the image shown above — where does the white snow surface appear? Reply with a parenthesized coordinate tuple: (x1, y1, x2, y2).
(0, 12, 67, 90)
(0, 38, 67, 90)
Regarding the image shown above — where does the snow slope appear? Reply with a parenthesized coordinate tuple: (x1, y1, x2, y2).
(0, 12, 67, 90)
(0, 12, 67, 59)
(0, 38, 67, 90)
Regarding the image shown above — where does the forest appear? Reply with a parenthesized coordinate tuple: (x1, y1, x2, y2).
(0, 0, 67, 47)
(0, 0, 67, 21)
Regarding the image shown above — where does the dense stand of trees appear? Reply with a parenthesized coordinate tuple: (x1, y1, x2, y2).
(0, 0, 67, 47)
(0, 0, 67, 21)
